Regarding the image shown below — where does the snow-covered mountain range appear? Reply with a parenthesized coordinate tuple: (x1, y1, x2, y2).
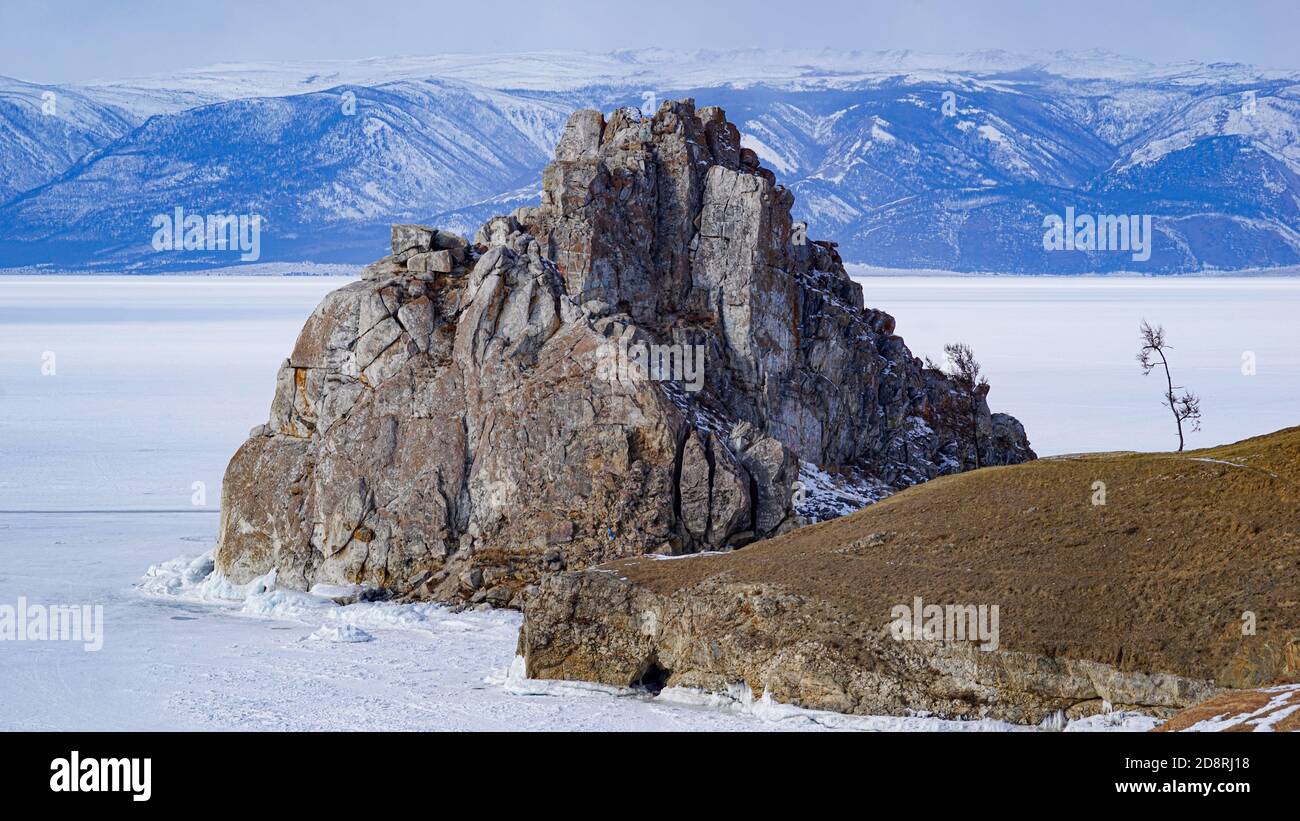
(2, 49, 1299, 273)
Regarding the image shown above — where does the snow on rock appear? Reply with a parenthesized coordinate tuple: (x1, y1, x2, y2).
(308, 624, 374, 643)
(796, 461, 892, 522)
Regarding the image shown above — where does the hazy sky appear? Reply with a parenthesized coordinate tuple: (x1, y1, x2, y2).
(3, 0, 1298, 84)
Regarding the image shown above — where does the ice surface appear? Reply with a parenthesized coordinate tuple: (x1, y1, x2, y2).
(849, 276, 1300, 457)
(0, 276, 349, 510)
(1062, 712, 1163, 732)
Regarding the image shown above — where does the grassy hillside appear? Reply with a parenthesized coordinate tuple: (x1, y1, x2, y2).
(607, 427, 1300, 688)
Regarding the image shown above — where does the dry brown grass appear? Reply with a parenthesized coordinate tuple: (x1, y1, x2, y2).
(1154, 685, 1300, 731)
(608, 427, 1300, 686)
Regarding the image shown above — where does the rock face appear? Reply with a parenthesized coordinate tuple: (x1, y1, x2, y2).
(215, 100, 1034, 605)
(520, 569, 1219, 724)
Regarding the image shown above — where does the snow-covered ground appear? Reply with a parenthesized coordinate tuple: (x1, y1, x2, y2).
(7, 274, 1296, 731)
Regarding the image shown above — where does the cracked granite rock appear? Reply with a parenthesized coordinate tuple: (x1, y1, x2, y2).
(215, 100, 1034, 605)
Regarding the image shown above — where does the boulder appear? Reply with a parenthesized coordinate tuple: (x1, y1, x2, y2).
(407, 250, 453, 274)
(391, 224, 434, 257)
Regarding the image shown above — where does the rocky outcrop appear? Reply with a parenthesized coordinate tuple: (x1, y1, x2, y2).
(520, 569, 1220, 724)
(215, 100, 1034, 606)
(520, 427, 1300, 722)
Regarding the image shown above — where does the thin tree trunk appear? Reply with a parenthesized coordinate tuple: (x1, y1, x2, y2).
(1157, 348, 1184, 451)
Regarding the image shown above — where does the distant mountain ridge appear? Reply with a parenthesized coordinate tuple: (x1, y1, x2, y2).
(2, 49, 1299, 273)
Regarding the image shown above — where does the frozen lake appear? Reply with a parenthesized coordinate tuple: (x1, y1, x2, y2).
(2, 273, 1296, 731)
(0, 276, 351, 512)
(4, 275, 1296, 514)
(852, 276, 1300, 456)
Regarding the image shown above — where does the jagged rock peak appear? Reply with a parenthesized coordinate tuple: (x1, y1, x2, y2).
(214, 100, 1034, 607)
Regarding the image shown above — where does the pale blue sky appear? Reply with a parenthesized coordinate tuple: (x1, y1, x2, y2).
(3, 0, 1298, 84)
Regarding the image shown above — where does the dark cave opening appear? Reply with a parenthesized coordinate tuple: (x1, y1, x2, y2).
(633, 660, 672, 694)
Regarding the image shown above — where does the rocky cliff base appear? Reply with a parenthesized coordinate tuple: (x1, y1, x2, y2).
(520, 428, 1300, 723)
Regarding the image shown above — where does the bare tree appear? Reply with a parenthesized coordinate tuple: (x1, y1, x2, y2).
(943, 343, 989, 469)
(1137, 320, 1202, 452)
